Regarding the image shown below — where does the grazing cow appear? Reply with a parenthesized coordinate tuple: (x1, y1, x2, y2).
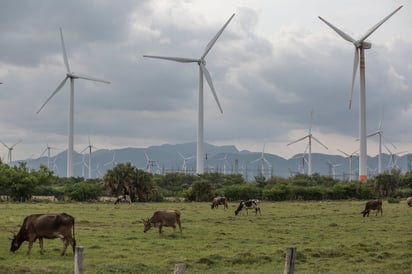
(211, 196, 228, 209)
(235, 199, 261, 216)
(406, 197, 412, 207)
(114, 194, 131, 205)
(361, 200, 383, 217)
(10, 213, 76, 255)
(143, 210, 182, 234)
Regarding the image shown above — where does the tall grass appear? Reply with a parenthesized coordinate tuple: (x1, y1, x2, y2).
(0, 200, 410, 273)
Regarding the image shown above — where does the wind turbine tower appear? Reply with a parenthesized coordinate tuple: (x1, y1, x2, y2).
(143, 14, 235, 174)
(319, 6, 403, 181)
(37, 28, 110, 177)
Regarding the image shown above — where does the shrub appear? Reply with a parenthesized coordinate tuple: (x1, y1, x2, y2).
(64, 182, 102, 201)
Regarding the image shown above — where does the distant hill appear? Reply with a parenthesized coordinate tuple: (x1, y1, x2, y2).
(17, 142, 412, 180)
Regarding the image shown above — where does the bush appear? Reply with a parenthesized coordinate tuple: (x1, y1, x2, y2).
(223, 184, 262, 201)
(64, 182, 102, 201)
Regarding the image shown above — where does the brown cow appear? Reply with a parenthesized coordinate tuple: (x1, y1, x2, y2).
(211, 196, 228, 209)
(361, 200, 383, 217)
(10, 213, 76, 255)
(406, 196, 412, 207)
(143, 210, 182, 234)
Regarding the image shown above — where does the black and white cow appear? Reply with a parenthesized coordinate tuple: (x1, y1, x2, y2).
(234, 199, 261, 216)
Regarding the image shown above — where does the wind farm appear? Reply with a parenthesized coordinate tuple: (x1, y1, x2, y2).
(0, 3, 410, 181)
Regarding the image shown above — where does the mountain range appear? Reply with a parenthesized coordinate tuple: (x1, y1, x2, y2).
(15, 142, 412, 180)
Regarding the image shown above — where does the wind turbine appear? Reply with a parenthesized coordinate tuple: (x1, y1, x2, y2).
(1, 140, 22, 165)
(81, 137, 97, 179)
(338, 149, 358, 182)
(218, 153, 230, 174)
(104, 151, 117, 168)
(319, 6, 403, 181)
(384, 144, 407, 171)
(36, 27, 110, 177)
(367, 118, 396, 174)
(40, 142, 59, 170)
(287, 111, 328, 176)
(327, 160, 342, 179)
(178, 152, 193, 173)
(143, 14, 235, 174)
(249, 144, 272, 178)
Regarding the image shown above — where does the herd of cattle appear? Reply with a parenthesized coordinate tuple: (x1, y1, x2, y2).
(8, 196, 412, 256)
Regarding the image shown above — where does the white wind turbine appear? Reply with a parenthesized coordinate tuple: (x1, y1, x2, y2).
(81, 137, 98, 179)
(287, 111, 328, 176)
(143, 14, 235, 174)
(36, 28, 110, 177)
(40, 142, 59, 170)
(327, 160, 342, 179)
(338, 149, 358, 182)
(104, 151, 117, 168)
(384, 144, 407, 171)
(367, 118, 396, 174)
(178, 152, 193, 173)
(319, 6, 403, 181)
(1, 140, 22, 165)
(249, 144, 272, 178)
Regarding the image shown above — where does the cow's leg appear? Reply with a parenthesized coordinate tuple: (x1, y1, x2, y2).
(27, 236, 36, 255)
(39, 237, 44, 255)
(177, 220, 182, 233)
(158, 225, 163, 234)
(61, 237, 69, 256)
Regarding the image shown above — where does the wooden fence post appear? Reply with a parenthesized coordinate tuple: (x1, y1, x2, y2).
(174, 263, 186, 274)
(75, 246, 84, 274)
(284, 247, 296, 274)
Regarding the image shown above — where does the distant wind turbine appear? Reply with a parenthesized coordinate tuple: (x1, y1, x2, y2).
(287, 111, 328, 175)
(81, 137, 98, 179)
(1, 140, 22, 165)
(178, 152, 193, 173)
(384, 144, 407, 171)
(104, 151, 117, 168)
(36, 27, 110, 177)
(143, 13, 235, 174)
(40, 142, 59, 170)
(338, 149, 358, 182)
(319, 6, 403, 181)
(249, 144, 272, 178)
(367, 117, 396, 174)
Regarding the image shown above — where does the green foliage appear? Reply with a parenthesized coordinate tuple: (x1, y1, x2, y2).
(103, 163, 159, 202)
(223, 184, 262, 200)
(186, 180, 215, 201)
(64, 182, 101, 201)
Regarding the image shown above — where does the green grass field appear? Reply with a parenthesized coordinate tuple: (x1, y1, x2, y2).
(0, 200, 410, 273)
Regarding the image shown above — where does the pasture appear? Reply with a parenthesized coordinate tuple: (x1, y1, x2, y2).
(0, 200, 410, 273)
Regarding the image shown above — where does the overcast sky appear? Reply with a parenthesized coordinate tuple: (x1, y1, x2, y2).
(0, 0, 410, 161)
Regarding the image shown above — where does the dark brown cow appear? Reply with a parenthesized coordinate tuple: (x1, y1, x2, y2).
(406, 196, 412, 207)
(211, 196, 228, 209)
(143, 210, 182, 234)
(361, 200, 383, 217)
(10, 213, 76, 255)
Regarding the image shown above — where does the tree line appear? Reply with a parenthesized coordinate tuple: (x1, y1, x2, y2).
(0, 161, 411, 202)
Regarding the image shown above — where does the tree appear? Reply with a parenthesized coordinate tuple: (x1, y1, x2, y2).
(102, 163, 158, 202)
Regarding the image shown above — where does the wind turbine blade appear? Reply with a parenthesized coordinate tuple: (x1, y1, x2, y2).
(249, 158, 260, 165)
(366, 131, 379, 138)
(200, 63, 223, 113)
(40, 147, 48, 157)
(0, 140, 10, 149)
(349, 48, 359, 109)
(71, 73, 111, 84)
(338, 149, 349, 157)
(60, 27, 71, 72)
(11, 140, 22, 148)
(318, 16, 356, 43)
(381, 134, 397, 149)
(37, 76, 69, 113)
(312, 136, 328, 150)
(287, 135, 308, 146)
(201, 13, 235, 60)
(143, 55, 198, 63)
(359, 6, 403, 42)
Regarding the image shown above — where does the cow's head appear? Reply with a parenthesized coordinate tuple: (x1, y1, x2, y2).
(10, 234, 22, 252)
(142, 219, 152, 233)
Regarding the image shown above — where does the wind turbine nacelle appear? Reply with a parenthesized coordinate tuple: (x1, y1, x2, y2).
(361, 41, 372, 49)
